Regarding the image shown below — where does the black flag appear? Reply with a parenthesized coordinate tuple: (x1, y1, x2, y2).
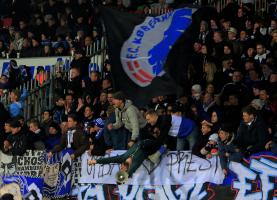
(101, 7, 194, 106)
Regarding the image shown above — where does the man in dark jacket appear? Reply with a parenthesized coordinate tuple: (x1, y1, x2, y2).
(88, 109, 171, 178)
(27, 119, 46, 150)
(2, 119, 27, 156)
(48, 114, 89, 160)
(234, 105, 270, 157)
(70, 49, 90, 78)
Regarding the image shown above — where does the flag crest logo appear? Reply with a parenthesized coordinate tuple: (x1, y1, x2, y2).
(120, 8, 192, 87)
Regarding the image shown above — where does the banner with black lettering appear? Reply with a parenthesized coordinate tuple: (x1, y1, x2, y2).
(0, 150, 44, 199)
(74, 152, 277, 199)
(1, 150, 276, 199)
(80, 151, 224, 185)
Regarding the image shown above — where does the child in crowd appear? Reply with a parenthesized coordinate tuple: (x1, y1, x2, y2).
(218, 124, 243, 176)
(200, 133, 219, 158)
(192, 121, 212, 158)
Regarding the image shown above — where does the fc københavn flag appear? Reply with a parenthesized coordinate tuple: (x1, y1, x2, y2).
(101, 7, 194, 105)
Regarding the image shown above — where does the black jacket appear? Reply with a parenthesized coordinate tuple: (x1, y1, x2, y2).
(5, 130, 27, 156)
(192, 131, 211, 158)
(89, 129, 107, 156)
(139, 115, 171, 155)
(234, 116, 270, 155)
(27, 128, 46, 150)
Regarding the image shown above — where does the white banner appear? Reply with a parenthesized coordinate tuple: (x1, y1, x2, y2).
(0, 150, 44, 177)
(0, 55, 104, 78)
(0, 56, 71, 76)
(80, 151, 224, 185)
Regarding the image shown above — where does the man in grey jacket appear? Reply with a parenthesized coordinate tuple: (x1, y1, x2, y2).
(107, 91, 147, 148)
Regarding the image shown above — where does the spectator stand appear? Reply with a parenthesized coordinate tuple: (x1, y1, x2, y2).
(0, 35, 107, 121)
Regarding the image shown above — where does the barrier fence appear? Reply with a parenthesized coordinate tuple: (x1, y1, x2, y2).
(0, 37, 107, 121)
(205, 0, 270, 13)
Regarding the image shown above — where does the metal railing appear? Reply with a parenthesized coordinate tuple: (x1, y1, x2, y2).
(0, 69, 56, 121)
(0, 37, 108, 121)
(205, 0, 270, 13)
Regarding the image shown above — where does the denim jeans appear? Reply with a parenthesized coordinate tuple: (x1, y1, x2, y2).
(176, 126, 199, 151)
(104, 113, 129, 150)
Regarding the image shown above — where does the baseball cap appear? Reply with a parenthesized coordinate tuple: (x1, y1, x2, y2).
(209, 133, 218, 142)
(228, 27, 237, 35)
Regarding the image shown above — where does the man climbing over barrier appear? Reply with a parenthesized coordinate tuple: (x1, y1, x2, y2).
(88, 109, 171, 183)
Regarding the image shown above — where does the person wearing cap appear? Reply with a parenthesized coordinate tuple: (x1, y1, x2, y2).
(218, 124, 242, 176)
(87, 118, 107, 156)
(200, 133, 219, 159)
(227, 27, 237, 40)
(2, 119, 27, 156)
(107, 91, 147, 148)
(250, 99, 264, 110)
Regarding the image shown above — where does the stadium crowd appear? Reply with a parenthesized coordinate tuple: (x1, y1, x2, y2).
(0, 0, 277, 178)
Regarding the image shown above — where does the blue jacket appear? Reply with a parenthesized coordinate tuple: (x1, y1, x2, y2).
(218, 135, 243, 170)
(168, 115, 196, 138)
(9, 88, 28, 117)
